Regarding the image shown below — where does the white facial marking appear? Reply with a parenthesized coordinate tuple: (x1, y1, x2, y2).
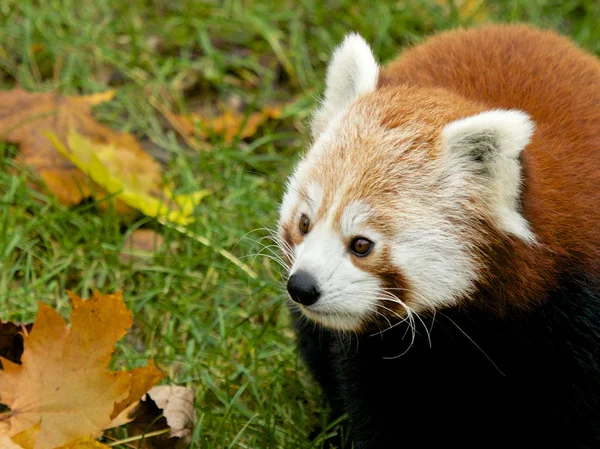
(290, 222, 379, 331)
(391, 220, 478, 311)
(311, 33, 379, 139)
(306, 181, 323, 214)
(341, 201, 373, 237)
(278, 177, 300, 227)
(442, 109, 536, 243)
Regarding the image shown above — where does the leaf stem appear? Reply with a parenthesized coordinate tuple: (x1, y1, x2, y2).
(106, 428, 171, 446)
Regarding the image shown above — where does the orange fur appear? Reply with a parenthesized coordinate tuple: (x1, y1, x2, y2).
(375, 25, 600, 314)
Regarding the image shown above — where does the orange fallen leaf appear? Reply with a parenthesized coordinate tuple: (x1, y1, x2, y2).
(0, 436, 24, 449)
(0, 426, 113, 449)
(0, 292, 164, 449)
(0, 88, 161, 213)
(0, 423, 39, 449)
(197, 106, 282, 143)
(159, 102, 282, 145)
(56, 437, 110, 449)
(9, 424, 38, 449)
(111, 361, 164, 421)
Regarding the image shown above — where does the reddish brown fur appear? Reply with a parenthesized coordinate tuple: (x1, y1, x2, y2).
(374, 25, 600, 314)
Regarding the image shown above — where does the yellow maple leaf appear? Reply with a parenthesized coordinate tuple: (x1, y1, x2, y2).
(57, 436, 110, 448)
(49, 132, 209, 225)
(0, 431, 112, 449)
(7, 423, 39, 449)
(0, 88, 129, 211)
(0, 292, 164, 449)
(0, 436, 24, 449)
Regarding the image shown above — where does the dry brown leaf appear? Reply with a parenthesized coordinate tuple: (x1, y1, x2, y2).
(56, 437, 109, 448)
(123, 385, 195, 448)
(119, 230, 165, 264)
(145, 386, 195, 443)
(159, 102, 282, 145)
(0, 292, 163, 449)
(0, 88, 161, 212)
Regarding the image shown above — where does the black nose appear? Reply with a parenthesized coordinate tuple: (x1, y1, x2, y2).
(287, 271, 320, 306)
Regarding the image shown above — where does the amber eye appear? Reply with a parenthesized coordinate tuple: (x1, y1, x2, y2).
(299, 214, 310, 235)
(350, 237, 374, 256)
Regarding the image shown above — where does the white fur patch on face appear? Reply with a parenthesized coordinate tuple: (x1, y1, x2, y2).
(290, 224, 380, 331)
(278, 177, 300, 229)
(442, 109, 536, 243)
(306, 181, 323, 214)
(390, 218, 478, 312)
(311, 33, 379, 139)
(340, 201, 372, 237)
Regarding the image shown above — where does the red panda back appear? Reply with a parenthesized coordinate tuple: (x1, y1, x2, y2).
(380, 25, 600, 275)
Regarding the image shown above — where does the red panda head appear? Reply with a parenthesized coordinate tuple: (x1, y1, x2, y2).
(278, 34, 536, 332)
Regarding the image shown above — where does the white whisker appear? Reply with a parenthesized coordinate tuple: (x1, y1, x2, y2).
(439, 312, 505, 376)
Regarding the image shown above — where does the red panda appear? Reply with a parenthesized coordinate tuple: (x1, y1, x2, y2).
(277, 25, 600, 448)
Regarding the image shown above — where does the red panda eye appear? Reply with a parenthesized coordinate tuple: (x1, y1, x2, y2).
(299, 214, 310, 235)
(350, 237, 374, 256)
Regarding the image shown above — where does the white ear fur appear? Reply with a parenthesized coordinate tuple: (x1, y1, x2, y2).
(311, 33, 379, 139)
(442, 109, 536, 243)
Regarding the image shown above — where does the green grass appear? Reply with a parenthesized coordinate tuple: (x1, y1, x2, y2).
(1, 0, 599, 447)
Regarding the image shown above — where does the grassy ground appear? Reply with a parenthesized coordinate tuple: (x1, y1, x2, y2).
(1, 1, 599, 447)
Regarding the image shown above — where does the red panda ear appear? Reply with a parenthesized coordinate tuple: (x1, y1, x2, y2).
(442, 110, 537, 243)
(442, 109, 534, 162)
(311, 33, 379, 140)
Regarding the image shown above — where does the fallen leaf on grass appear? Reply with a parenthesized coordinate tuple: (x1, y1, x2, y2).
(0, 428, 113, 449)
(0, 88, 131, 210)
(0, 424, 39, 449)
(0, 292, 164, 449)
(0, 88, 206, 222)
(158, 101, 282, 145)
(7, 424, 39, 449)
(119, 229, 166, 264)
(145, 386, 195, 443)
(0, 436, 23, 449)
(49, 132, 210, 225)
(56, 437, 110, 449)
(110, 361, 164, 423)
(121, 386, 196, 448)
(193, 106, 282, 143)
